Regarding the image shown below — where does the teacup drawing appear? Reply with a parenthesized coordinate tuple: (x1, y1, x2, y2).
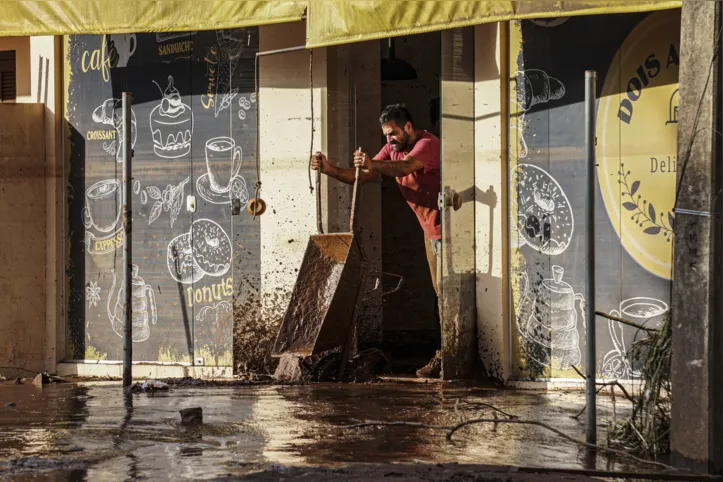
(83, 179, 122, 233)
(110, 34, 137, 68)
(602, 297, 669, 379)
(613, 297, 669, 326)
(205, 137, 242, 194)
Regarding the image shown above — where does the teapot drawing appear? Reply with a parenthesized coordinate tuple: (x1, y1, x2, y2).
(522, 265, 585, 369)
(108, 265, 157, 342)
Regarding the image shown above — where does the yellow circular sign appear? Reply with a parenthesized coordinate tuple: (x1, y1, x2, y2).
(597, 10, 680, 280)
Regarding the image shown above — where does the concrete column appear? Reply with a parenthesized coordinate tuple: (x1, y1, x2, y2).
(671, 1, 723, 473)
(322, 41, 383, 349)
(474, 22, 508, 382)
(440, 27, 478, 379)
(254, 21, 327, 371)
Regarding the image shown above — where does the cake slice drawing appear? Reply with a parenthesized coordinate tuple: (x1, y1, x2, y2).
(150, 76, 194, 159)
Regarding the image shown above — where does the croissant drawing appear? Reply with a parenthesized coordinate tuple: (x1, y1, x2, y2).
(516, 69, 566, 112)
(91, 98, 137, 163)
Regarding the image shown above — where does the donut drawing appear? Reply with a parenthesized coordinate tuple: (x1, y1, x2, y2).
(166, 219, 232, 284)
(512, 163, 573, 255)
(191, 219, 232, 277)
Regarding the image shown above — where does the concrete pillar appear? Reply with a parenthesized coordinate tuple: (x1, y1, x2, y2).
(440, 27, 478, 379)
(671, 0, 723, 473)
(474, 22, 508, 382)
(322, 41, 383, 350)
(254, 21, 327, 371)
(253, 24, 383, 371)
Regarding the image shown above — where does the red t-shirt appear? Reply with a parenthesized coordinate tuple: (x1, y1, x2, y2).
(374, 130, 441, 240)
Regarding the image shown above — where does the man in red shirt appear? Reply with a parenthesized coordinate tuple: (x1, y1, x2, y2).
(311, 104, 442, 378)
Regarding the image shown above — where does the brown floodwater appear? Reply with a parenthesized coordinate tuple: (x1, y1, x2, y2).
(0, 381, 647, 480)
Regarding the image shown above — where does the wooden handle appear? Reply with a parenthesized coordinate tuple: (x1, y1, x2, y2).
(315, 168, 323, 234)
(349, 148, 362, 233)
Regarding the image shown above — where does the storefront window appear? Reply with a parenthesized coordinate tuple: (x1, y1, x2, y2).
(63, 30, 260, 365)
(508, 11, 680, 379)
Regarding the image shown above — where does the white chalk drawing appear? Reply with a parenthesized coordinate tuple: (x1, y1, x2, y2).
(156, 32, 197, 43)
(512, 70, 566, 159)
(133, 180, 140, 195)
(145, 177, 190, 227)
(109, 34, 136, 68)
(214, 29, 248, 117)
(195, 301, 233, 360)
(512, 163, 573, 255)
(520, 266, 585, 370)
(91, 99, 137, 163)
(167, 219, 231, 284)
(237, 93, 256, 120)
(82, 179, 124, 255)
(140, 191, 148, 205)
(108, 265, 157, 343)
(196, 137, 248, 205)
(150, 76, 194, 158)
(602, 297, 669, 379)
(86, 281, 101, 309)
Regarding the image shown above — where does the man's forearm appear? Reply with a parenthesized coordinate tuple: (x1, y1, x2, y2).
(323, 162, 378, 185)
(371, 159, 420, 178)
(323, 163, 356, 185)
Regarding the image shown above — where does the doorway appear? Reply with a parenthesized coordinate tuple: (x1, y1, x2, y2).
(377, 32, 442, 374)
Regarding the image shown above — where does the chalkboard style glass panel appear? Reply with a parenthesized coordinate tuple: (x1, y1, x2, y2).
(508, 11, 678, 379)
(65, 30, 260, 365)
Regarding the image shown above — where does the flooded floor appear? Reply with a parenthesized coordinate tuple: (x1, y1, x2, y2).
(0, 381, 647, 480)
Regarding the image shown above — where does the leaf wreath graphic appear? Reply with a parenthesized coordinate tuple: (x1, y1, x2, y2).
(618, 164, 674, 242)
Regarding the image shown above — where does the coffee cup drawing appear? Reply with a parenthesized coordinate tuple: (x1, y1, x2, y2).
(206, 137, 241, 193)
(110, 34, 137, 68)
(83, 179, 122, 233)
(602, 297, 669, 379)
(196, 137, 249, 205)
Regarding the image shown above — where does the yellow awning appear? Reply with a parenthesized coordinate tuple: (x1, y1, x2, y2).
(306, 0, 681, 48)
(0, 1, 306, 37)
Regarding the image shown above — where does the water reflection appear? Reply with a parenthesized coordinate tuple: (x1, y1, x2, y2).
(0, 383, 636, 480)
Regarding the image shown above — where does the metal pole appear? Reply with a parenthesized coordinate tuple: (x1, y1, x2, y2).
(122, 92, 133, 389)
(584, 71, 597, 445)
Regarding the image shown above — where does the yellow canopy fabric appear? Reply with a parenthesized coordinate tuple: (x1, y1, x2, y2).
(0, 1, 306, 37)
(306, 0, 681, 48)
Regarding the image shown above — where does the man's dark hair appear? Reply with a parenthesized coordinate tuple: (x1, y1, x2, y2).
(379, 104, 414, 128)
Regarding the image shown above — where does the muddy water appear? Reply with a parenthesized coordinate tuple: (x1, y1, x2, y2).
(0, 382, 638, 480)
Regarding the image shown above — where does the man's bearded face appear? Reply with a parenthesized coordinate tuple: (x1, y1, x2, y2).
(382, 121, 413, 153)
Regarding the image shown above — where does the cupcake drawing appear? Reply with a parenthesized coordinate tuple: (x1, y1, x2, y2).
(150, 76, 194, 159)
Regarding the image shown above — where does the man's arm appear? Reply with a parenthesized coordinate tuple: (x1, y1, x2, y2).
(311, 152, 379, 185)
(323, 163, 379, 185)
(370, 155, 424, 177)
(354, 151, 424, 178)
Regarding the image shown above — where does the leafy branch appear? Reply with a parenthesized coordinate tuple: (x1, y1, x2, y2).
(618, 164, 674, 242)
(146, 177, 190, 228)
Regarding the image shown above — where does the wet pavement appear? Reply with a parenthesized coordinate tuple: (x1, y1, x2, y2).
(0, 381, 650, 480)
